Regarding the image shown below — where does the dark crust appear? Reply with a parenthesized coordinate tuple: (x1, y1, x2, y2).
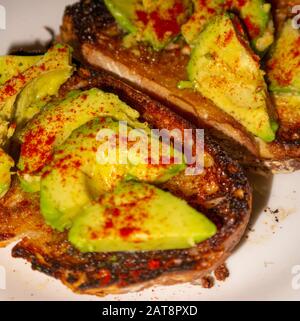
(0, 69, 251, 296)
(64, 0, 115, 43)
(61, 0, 300, 169)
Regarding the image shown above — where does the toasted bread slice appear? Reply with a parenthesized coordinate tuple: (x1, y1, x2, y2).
(60, 0, 300, 173)
(0, 69, 251, 296)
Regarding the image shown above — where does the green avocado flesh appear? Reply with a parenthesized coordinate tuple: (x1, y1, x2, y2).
(68, 182, 217, 253)
(187, 14, 277, 142)
(267, 20, 300, 94)
(18, 88, 145, 175)
(182, 0, 273, 53)
(0, 148, 14, 198)
(104, 0, 137, 33)
(40, 117, 186, 232)
(104, 0, 191, 50)
(0, 44, 73, 147)
(0, 55, 42, 85)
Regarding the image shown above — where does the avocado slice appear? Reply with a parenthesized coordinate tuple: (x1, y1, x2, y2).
(0, 55, 42, 85)
(186, 14, 277, 142)
(236, 0, 273, 53)
(68, 182, 217, 253)
(267, 20, 300, 94)
(104, 0, 191, 50)
(14, 68, 72, 129)
(0, 148, 14, 198)
(18, 88, 146, 176)
(181, 0, 273, 53)
(104, 0, 137, 33)
(40, 118, 186, 231)
(0, 44, 73, 147)
(181, 0, 224, 46)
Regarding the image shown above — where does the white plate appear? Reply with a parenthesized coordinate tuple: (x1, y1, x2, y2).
(1, 0, 300, 301)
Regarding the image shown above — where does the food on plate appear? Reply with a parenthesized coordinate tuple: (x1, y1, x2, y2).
(0, 44, 251, 294)
(266, 18, 300, 146)
(0, 148, 13, 198)
(183, 13, 277, 142)
(60, 0, 300, 172)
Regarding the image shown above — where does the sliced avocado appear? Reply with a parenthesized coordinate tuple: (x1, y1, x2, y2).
(40, 118, 185, 231)
(68, 182, 217, 253)
(41, 170, 94, 232)
(182, 0, 273, 53)
(235, 0, 273, 53)
(104, 0, 137, 33)
(267, 20, 300, 94)
(14, 68, 72, 129)
(18, 173, 41, 193)
(0, 55, 42, 85)
(187, 14, 277, 142)
(0, 148, 14, 198)
(0, 44, 73, 147)
(181, 0, 224, 46)
(104, 0, 191, 50)
(18, 88, 146, 176)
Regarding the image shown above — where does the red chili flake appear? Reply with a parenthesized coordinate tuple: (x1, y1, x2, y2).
(72, 160, 82, 169)
(119, 227, 139, 238)
(105, 220, 114, 229)
(225, 0, 233, 7)
(41, 169, 51, 178)
(17, 74, 26, 83)
(150, 1, 184, 40)
(274, 70, 293, 86)
(112, 208, 120, 217)
(58, 47, 67, 53)
(267, 59, 277, 71)
(90, 231, 99, 240)
(98, 269, 111, 286)
(20, 127, 56, 173)
(244, 16, 260, 38)
(4, 85, 16, 96)
(148, 259, 161, 270)
(224, 29, 234, 45)
(40, 63, 46, 71)
(136, 10, 148, 25)
(172, 2, 184, 16)
(237, 0, 247, 7)
(118, 278, 128, 287)
(130, 270, 142, 279)
(207, 7, 216, 14)
(19, 200, 31, 207)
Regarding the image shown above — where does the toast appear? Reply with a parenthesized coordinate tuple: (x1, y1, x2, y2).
(0, 68, 251, 296)
(60, 0, 300, 173)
